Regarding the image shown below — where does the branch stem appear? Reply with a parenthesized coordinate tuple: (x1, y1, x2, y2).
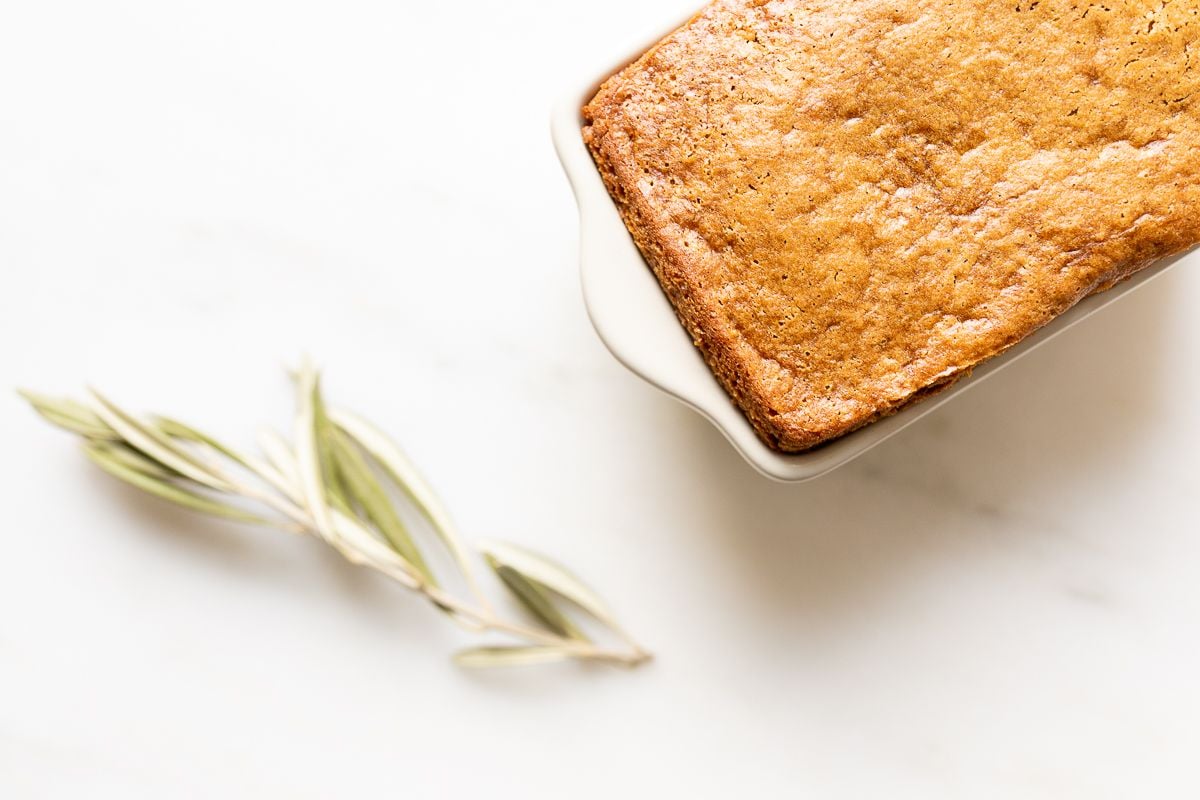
(29, 384, 649, 668)
(221, 472, 648, 666)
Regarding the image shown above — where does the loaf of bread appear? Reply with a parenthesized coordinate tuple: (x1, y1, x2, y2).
(583, 0, 1200, 451)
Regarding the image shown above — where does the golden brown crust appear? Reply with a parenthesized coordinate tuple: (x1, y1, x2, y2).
(583, 0, 1200, 452)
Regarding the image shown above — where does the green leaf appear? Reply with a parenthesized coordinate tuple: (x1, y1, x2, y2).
(479, 541, 622, 633)
(328, 429, 434, 585)
(87, 390, 231, 491)
(294, 364, 339, 542)
(157, 415, 296, 501)
(453, 646, 570, 669)
(324, 509, 421, 589)
(83, 442, 266, 524)
(89, 441, 178, 479)
(488, 559, 586, 641)
(258, 428, 299, 485)
(331, 410, 474, 582)
(155, 416, 251, 469)
(310, 377, 354, 516)
(256, 428, 303, 503)
(19, 390, 119, 440)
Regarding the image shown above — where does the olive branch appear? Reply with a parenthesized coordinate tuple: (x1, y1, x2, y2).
(21, 363, 649, 669)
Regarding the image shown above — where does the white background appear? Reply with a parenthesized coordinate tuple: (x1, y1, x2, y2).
(2, 1, 1199, 796)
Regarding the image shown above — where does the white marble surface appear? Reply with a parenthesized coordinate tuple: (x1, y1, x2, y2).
(2, 1, 1199, 796)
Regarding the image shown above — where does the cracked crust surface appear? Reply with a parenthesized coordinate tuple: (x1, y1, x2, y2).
(583, 0, 1200, 452)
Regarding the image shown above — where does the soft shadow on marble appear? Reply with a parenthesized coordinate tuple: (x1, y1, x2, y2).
(638, 270, 1178, 633)
(84, 466, 445, 643)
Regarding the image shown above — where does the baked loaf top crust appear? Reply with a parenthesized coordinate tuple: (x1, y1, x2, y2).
(583, 0, 1200, 451)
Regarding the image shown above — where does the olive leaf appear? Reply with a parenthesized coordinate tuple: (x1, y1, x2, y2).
(488, 560, 586, 641)
(257, 428, 300, 491)
(155, 416, 253, 470)
(158, 415, 296, 496)
(479, 540, 623, 634)
(293, 366, 339, 542)
(83, 442, 266, 524)
(89, 440, 179, 480)
(326, 508, 420, 584)
(87, 390, 232, 491)
(327, 428, 434, 585)
(453, 646, 570, 669)
(331, 410, 475, 584)
(19, 391, 118, 440)
(156, 416, 236, 458)
(312, 378, 357, 516)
